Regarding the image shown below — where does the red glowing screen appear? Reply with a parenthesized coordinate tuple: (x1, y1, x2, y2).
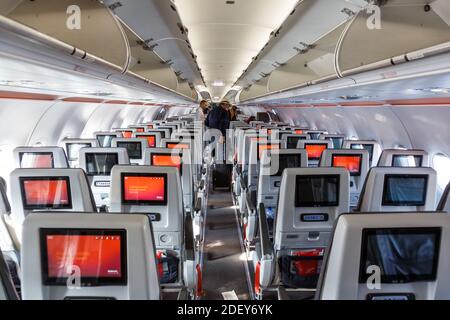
(136, 128, 145, 133)
(258, 144, 280, 160)
(137, 135, 156, 147)
(167, 143, 189, 150)
(147, 124, 154, 129)
(121, 131, 133, 138)
(21, 178, 71, 209)
(20, 153, 54, 168)
(41, 229, 126, 285)
(122, 174, 166, 204)
(332, 155, 362, 176)
(151, 154, 182, 172)
(295, 130, 303, 134)
(305, 144, 327, 160)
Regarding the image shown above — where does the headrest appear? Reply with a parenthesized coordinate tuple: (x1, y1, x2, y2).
(132, 132, 162, 148)
(60, 139, 98, 162)
(342, 140, 382, 166)
(437, 182, 450, 213)
(377, 149, 429, 167)
(93, 132, 122, 147)
(357, 167, 437, 212)
(21, 212, 160, 300)
(109, 166, 183, 233)
(78, 147, 130, 176)
(9, 168, 96, 224)
(297, 140, 332, 162)
(320, 149, 370, 178)
(317, 212, 450, 300)
(13, 146, 69, 169)
(111, 138, 147, 160)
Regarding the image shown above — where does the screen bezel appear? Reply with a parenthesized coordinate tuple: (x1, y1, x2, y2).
(286, 136, 306, 149)
(120, 172, 168, 206)
(67, 143, 92, 161)
(273, 154, 302, 176)
(150, 153, 183, 175)
(392, 155, 423, 167)
(116, 141, 142, 160)
(19, 152, 55, 169)
(136, 134, 157, 148)
(350, 143, 374, 162)
(382, 174, 428, 206)
(332, 154, 363, 176)
(20, 176, 73, 210)
(40, 228, 127, 286)
(295, 174, 340, 207)
(166, 142, 190, 150)
(85, 153, 119, 176)
(96, 134, 116, 147)
(305, 143, 328, 161)
(358, 227, 441, 284)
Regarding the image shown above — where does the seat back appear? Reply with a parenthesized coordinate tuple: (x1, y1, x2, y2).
(357, 167, 437, 212)
(21, 212, 160, 300)
(132, 132, 162, 148)
(78, 148, 130, 208)
(94, 131, 122, 148)
(14, 146, 69, 169)
(297, 140, 332, 167)
(377, 149, 429, 167)
(10, 168, 96, 225)
(111, 138, 148, 165)
(342, 140, 382, 167)
(247, 140, 281, 190)
(320, 149, 370, 207)
(319, 134, 346, 149)
(144, 148, 194, 209)
(60, 138, 98, 168)
(317, 212, 450, 300)
(281, 134, 310, 149)
(146, 129, 169, 140)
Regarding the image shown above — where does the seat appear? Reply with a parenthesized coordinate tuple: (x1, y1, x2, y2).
(60, 138, 98, 168)
(93, 131, 122, 148)
(78, 147, 130, 209)
(356, 167, 437, 212)
(297, 140, 332, 167)
(132, 132, 162, 148)
(319, 134, 346, 149)
(21, 212, 160, 300)
(320, 149, 370, 208)
(0, 250, 18, 300)
(13, 146, 69, 168)
(253, 167, 350, 299)
(437, 182, 450, 213)
(342, 140, 382, 167)
(281, 134, 310, 149)
(316, 212, 450, 300)
(246, 149, 308, 243)
(9, 168, 97, 228)
(111, 138, 148, 165)
(109, 166, 200, 297)
(377, 149, 429, 167)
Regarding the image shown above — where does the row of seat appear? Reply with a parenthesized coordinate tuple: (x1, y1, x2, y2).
(0, 115, 209, 300)
(230, 120, 450, 300)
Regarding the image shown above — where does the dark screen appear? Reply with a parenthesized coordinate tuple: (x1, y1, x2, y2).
(382, 175, 428, 206)
(351, 144, 374, 162)
(85, 153, 118, 176)
(330, 137, 344, 149)
(295, 175, 339, 207)
(392, 155, 423, 167)
(117, 142, 142, 160)
(287, 136, 306, 149)
(274, 154, 302, 176)
(97, 135, 115, 148)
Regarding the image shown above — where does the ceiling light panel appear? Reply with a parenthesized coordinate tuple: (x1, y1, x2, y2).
(174, 0, 298, 99)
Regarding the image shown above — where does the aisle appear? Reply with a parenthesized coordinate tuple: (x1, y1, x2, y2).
(201, 188, 251, 300)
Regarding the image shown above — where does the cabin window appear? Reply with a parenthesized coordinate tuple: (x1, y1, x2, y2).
(433, 153, 450, 199)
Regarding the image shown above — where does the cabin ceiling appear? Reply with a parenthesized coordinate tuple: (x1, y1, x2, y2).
(174, 0, 299, 101)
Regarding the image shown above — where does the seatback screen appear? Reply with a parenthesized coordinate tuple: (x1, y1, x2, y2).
(117, 142, 142, 160)
(85, 153, 118, 176)
(97, 135, 115, 148)
(351, 144, 374, 162)
(287, 136, 306, 149)
(135, 128, 145, 133)
(257, 144, 280, 160)
(20, 177, 72, 209)
(274, 154, 302, 176)
(330, 137, 344, 149)
(295, 175, 339, 207)
(305, 144, 327, 161)
(382, 175, 428, 206)
(121, 131, 133, 139)
(67, 143, 91, 161)
(308, 132, 321, 140)
(19, 152, 54, 168)
(136, 135, 156, 148)
(332, 154, 362, 176)
(167, 143, 189, 150)
(295, 130, 303, 134)
(359, 228, 440, 284)
(151, 154, 182, 175)
(40, 229, 127, 286)
(392, 155, 423, 167)
(121, 173, 167, 205)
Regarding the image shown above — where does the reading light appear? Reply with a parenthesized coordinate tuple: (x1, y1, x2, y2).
(212, 81, 225, 87)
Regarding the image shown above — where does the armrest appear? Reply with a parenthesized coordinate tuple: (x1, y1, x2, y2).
(0, 252, 19, 300)
(245, 192, 256, 214)
(184, 214, 195, 261)
(240, 176, 247, 192)
(194, 196, 202, 214)
(198, 179, 205, 192)
(258, 203, 273, 257)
